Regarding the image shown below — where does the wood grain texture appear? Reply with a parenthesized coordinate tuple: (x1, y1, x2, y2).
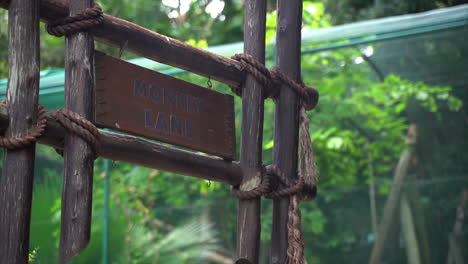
(236, 0, 267, 263)
(0, 0, 245, 87)
(0, 0, 40, 263)
(0, 103, 242, 185)
(270, 0, 303, 263)
(58, 0, 96, 262)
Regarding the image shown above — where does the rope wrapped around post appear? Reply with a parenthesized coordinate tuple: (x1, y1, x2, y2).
(0, 101, 47, 149)
(231, 53, 319, 110)
(48, 108, 101, 157)
(231, 164, 317, 264)
(0, 101, 100, 157)
(46, 3, 104, 37)
(231, 53, 319, 264)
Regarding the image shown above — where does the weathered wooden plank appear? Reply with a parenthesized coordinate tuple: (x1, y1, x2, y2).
(0, 0, 245, 87)
(270, 0, 303, 263)
(0, 0, 40, 263)
(0, 103, 242, 185)
(95, 52, 236, 160)
(236, 0, 267, 263)
(58, 0, 96, 262)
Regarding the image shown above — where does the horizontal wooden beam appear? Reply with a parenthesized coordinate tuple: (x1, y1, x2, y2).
(0, 104, 242, 185)
(0, 0, 245, 87)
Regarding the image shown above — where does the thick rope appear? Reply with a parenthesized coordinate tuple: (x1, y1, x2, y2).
(231, 54, 319, 110)
(287, 195, 307, 264)
(48, 108, 100, 155)
(270, 67, 318, 111)
(0, 103, 100, 157)
(46, 4, 104, 37)
(231, 164, 316, 264)
(0, 101, 47, 149)
(231, 54, 278, 98)
(298, 107, 318, 202)
(263, 165, 316, 200)
(231, 170, 271, 200)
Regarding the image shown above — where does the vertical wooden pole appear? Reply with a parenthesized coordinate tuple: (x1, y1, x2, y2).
(270, 0, 303, 263)
(59, 0, 96, 262)
(0, 0, 40, 263)
(236, 0, 267, 263)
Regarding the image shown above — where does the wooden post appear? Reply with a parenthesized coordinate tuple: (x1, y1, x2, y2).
(0, 0, 40, 263)
(59, 0, 96, 262)
(236, 1, 266, 263)
(270, 0, 303, 263)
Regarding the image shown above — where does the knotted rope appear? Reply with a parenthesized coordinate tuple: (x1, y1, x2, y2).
(0, 101, 47, 149)
(231, 53, 319, 110)
(0, 101, 100, 156)
(46, 3, 104, 37)
(231, 170, 272, 199)
(231, 54, 277, 98)
(48, 108, 100, 155)
(231, 165, 316, 264)
(231, 53, 319, 264)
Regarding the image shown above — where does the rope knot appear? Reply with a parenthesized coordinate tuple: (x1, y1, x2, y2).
(231, 166, 271, 200)
(48, 108, 101, 157)
(264, 164, 317, 201)
(0, 101, 47, 149)
(46, 3, 104, 37)
(231, 53, 276, 99)
(231, 53, 319, 111)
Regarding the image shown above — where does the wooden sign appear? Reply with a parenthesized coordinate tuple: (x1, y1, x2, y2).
(95, 52, 236, 160)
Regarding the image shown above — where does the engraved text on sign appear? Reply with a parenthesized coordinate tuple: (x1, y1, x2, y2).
(95, 52, 236, 160)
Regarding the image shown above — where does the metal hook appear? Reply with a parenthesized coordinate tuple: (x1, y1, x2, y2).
(118, 40, 128, 59)
(207, 76, 212, 89)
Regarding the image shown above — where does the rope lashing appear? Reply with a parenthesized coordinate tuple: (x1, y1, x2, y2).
(48, 108, 100, 155)
(231, 169, 272, 200)
(231, 54, 277, 98)
(231, 53, 319, 110)
(0, 101, 100, 156)
(231, 165, 316, 201)
(230, 164, 316, 264)
(46, 3, 104, 37)
(269, 67, 319, 111)
(0, 101, 47, 149)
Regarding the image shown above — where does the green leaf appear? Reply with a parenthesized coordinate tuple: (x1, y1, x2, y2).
(327, 137, 344, 149)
